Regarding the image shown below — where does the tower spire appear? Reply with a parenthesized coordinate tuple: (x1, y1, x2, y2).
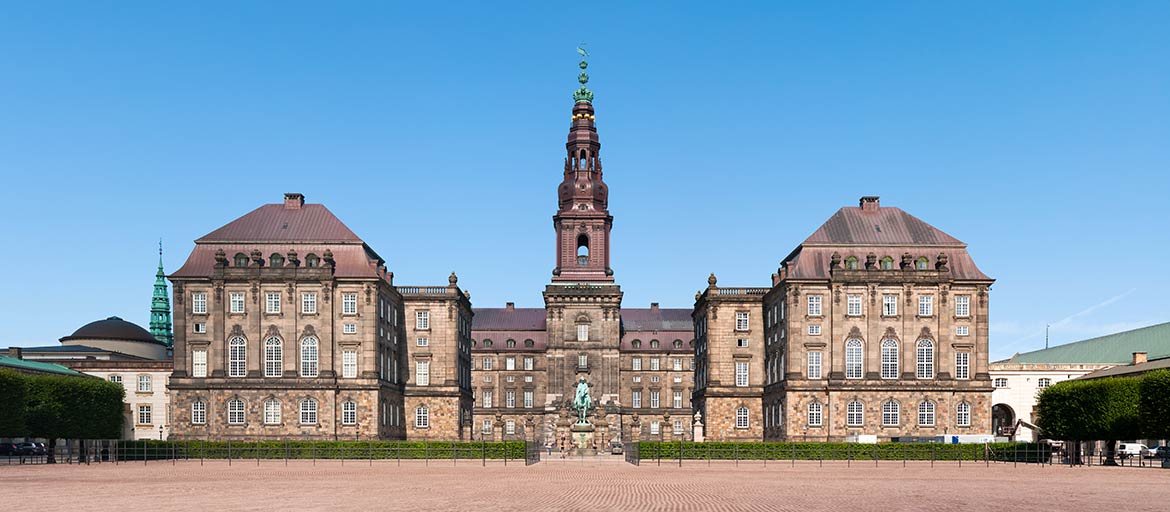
(573, 44, 593, 103)
(149, 239, 174, 347)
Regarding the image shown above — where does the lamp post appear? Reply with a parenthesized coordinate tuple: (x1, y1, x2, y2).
(159, 425, 165, 441)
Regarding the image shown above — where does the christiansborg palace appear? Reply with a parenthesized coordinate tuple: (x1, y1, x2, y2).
(164, 58, 994, 445)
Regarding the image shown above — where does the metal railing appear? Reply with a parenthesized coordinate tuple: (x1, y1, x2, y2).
(626, 441, 1072, 467)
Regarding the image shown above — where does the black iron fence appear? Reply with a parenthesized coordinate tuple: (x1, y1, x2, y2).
(525, 441, 541, 465)
(632, 441, 1060, 467)
(624, 440, 640, 465)
(1053, 440, 1170, 469)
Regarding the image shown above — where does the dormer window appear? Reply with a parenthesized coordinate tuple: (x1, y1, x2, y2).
(845, 256, 859, 270)
(915, 257, 929, 270)
(650, 339, 660, 349)
(269, 253, 285, 267)
(880, 257, 894, 270)
(576, 234, 590, 266)
(305, 254, 320, 268)
(233, 253, 249, 268)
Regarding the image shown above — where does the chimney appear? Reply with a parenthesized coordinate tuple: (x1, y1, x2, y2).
(1132, 352, 1148, 365)
(284, 193, 305, 210)
(650, 302, 659, 312)
(7, 347, 22, 359)
(860, 196, 880, 211)
(505, 302, 515, 312)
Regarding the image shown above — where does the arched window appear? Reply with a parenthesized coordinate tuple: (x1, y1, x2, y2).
(233, 253, 249, 268)
(880, 339, 899, 379)
(882, 400, 900, 426)
(631, 339, 642, 348)
(736, 406, 750, 429)
(956, 402, 971, 427)
(845, 339, 863, 379)
(300, 398, 318, 425)
(915, 257, 929, 270)
(524, 339, 534, 348)
(415, 404, 430, 428)
(650, 339, 660, 349)
(191, 400, 207, 425)
(673, 339, 683, 349)
(305, 253, 320, 268)
(506, 339, 516, 348)
(269, 253, 285, 267)
(264, 337, 282, 377)
(227, 398, 245, 425)
(483, 339, 493, 348)
(342, 400, 357, 425)
(846, 400, 864, 427)
(916, 339, 934, 379)
(228, 336, 247, 377)
(807, 402, 823, 427)
(301, 337, 319, 377)
(845, 256, 859, 270)
(576, 234, 589, 266)
(264, 399, 281, 424)
(880, 256, 894, 270)
(918, 401, 936, 426)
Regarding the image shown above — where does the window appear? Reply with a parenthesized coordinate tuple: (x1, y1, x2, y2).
(650, 421, 661, 435)
(135, 375, 151, 393)
(264, 337, 283, 377)
(847, 401, 863, 427)
(483, 375, 493, 383)
(416, 361, 429, 386)
(847, 295, 862, 316)
(482, 420, 492, 434)
(956, 325, 969, 336)
(882, 295, 898, 316)
(673, 420, 684, 435)
(524, 391, 533, 408)
(524, 357, 534, 371)
(631, 390, 642, 408)
(845, 339, 863, 379)
(342, 293, 357, 315)
(916, 257, 929, 270)
(650, 391, 660, 408)
(673, 358, 682, 371)
(880, 339, 898, 379)
(955, 352, 970, 380)
(192, 292, 207, 314)
(955, 296, 970, 317)
(342, 350, 357, 378)
(918, 296, 934, 317)
(305, 254, 319, 267)
(301, 293, 317, 314)
(807, 402, 823, 427)
(956, 402, 971, 427)
(882, 401, 900, 426)
(918, 401, 935, 426)
(108, 374, 123, 384)
(137, 404, 152, 425)
(505, 357, 515, 370)
(193, 322, 206, 333)
(994, 377, 1008, 388)
(650, 339, 660, 348)
(578, 354, 588, 368)
(880, 257, 894, 270)
(673, 391, 683, 409)
(506, 390, 515, 408)
(736, 406, 750, 429)
(736, 338, 749, 348)
(807, 295, 822, 316)
(228, 398, 245, 425)
(1038, 378, 1052, 388)
(300, 337, 319, 377)
(342, 401, 357, 425)
(482, 357, 493, 370)
(264, 399, 281, 424)
(632, 358, 642, 370)
(916, 339, 934, 379)
(845, 256, 859, 270)
(650, 358, 660, 371)
(229, 292, 245, 314)
(525, 375, 533, 383)
(415, 405, 429, 428)
(808, 324, 821, 336)
(735, 362, 749, 387)
(192, 401, 206, 425)
(300, 399, 318, 425)
(631, 339, 642, 348)
(482, 390, 493, 408)
(234, 253, 249, 267)
(807, 351, 822, 379)
(266, 292, 281, 314)
(735, 312, 749, 331)
(505, 420, 516, 435)
(228, 336, 247, 377)
(191, 350, 208, 378)
(673, 339, 683, 348)
(577, 324, 589, 341)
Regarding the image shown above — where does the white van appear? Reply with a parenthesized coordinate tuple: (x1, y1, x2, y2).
(1118, 443, 1147, 459)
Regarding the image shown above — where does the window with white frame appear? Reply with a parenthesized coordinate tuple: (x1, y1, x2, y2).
(994, 377, 1008, 388)
(416, 311, 429, 330)
(632, 357, 642, 371)
(264, 399, 281, 424)
(191, 401, 206, 424)
(673, 358, 682, 371)
(1038, 378, 1052, 388)
(956, 325, 969, 336)
(229, 292, 245, 314)
(808, 324, 821, 336)
(807, 351, 822, 379)
(342, 350, 357, 378)
(342, 293, 357, 315)
(576, 324, 589, 341)
(807, 402, 823, 427)
(845, 339, 863, 379)
(300, 399, 318, 424)
(650, 421, 661, 434)
(955, 296, 970, 317)
(882, 401, 900, 426)
(301, 292, 317, 314)
(735, 312, 750, 331)
(342, 401, 357, 425)
(807, 295, 822, 316)
(737, 338, 749, 347)
(673, 391, 683, 409)
(847, 295, 862, 316)
(880, 339, 898, 379)
(341, 322, 356, 334)
(108, 374, 122, 384)
(505, 420, 515, 435)
(650, 358, 660, 371)
(300, 337, 319, 377)
(505, 357, 515, 371)
(846, 401, 863, 427)
(482, 357, 493, 370)
(506, 390, 515, 408)
(918, 295, 934, 317)
(482, 390, 493, 408)
(266, 292, 281, 314)
(264, 337, 283, 377)
(956, 402, 971, 427)
(228, 337, 247, 377)
(192, 292, 207, 314)
(193, 322, 206, 333)
(882, 295, 898, 316)
(524, 391, 533, 408)
(524, 357, 534, 371)
(416, 361, 429, 386)
(137, 404, 152, 425)
(674, 419, 684, 435)
(916, 339, 934, 379)
(736, 406, 751, 428)
(482, 420, 492, 434)
(524, 375, 533, 383)
(955, 352, 970, 380)
(631, 391, 642, 408)
(735, 361, 749, 387)
(415, 405, 429, 428)
(578, 354, 589, 368)
(192, 349, 207, 378)
(228, 398, 245, 425)
(918, 401, 935, 426)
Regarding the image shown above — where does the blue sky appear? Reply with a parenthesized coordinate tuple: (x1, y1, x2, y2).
(1, 2, 1167, 360)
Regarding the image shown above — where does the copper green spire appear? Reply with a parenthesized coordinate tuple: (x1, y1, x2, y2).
(573, 45, 594, 103)
(149, 239, 174, 347)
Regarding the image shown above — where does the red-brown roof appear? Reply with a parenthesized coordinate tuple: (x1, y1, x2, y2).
(197, 204, 361, 243)
(171, 244, 384, 279)
(472, 308, 547, 331)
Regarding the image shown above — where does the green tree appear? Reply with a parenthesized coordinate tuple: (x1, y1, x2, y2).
(24, 374, 124, 463)
(1036, 377, 1140, 464)
(1139, 370, 1170, 439)
(0, 369, 28, 436)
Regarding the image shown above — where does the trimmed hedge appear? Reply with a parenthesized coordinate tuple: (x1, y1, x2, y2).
(0, 368, 124, 439)
(637, 441, 1051, 463)
(114, 440, 527, 461)
(1036, 376, 1141, 441)
(1138, 370, 1170, 440)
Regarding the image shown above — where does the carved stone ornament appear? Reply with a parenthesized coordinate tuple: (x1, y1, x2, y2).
(251, 282, 260, 303)
(302, 324, 317, 338)
(848, 326, 863, 339)
(919, 326, 933, 340)
(829, 252, 841, 269)
(365, 284, 373, 305)
(265, 324, 281, 339)
(174, 284, 185, 304)
(883, 326, 898, 341)
(229, 324, 245, 338)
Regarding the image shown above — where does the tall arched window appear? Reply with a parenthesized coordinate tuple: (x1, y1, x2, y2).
(264, 337, 282, 377)
(846, 401, 864, 427)
(882, 400, 900, 426)
(576, 234, 590, 266)
(415, 404, 430, 428)
(880, 339, 899, 379)
(807, 402, 823, 427)
(342, 400, 357, 425)
(228, 336, 247, 377)
(845, 339, 863, 379)
(918, 401, 936, 426)
(736, 406, 750, 429)
(301, 337, 319, 377)
(300, 398, 318, 425)
(264, 399, 281, 424)
(233, 253, 249, 268)
(916, 339, 935, 379)
(227, 398, 245, 424)
(956, 402, 971, 427)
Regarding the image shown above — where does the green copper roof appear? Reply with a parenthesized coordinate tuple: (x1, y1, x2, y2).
(1006, 321, 1170, 364)
(0, 356, 84, 376)
(149, 240, 174, 347)
(572, 46, 593, 103)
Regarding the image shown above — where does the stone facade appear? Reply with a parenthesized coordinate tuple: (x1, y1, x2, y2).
(69, 360, 174, 440)
(692, 279, 767, 441)
(400, 278, 474, 440)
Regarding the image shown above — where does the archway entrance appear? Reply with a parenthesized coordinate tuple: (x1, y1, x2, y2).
(992, 403, 1015, 436)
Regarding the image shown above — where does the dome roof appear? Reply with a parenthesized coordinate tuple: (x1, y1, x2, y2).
(60, 316, 164, 345)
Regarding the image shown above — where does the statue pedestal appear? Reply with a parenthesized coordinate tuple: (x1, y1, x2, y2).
(570, 423, 596, 455)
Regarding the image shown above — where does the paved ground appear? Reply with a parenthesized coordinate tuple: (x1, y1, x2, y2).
(5, 458, 1169, 511)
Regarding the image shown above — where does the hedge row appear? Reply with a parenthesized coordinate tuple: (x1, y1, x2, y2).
(1035, 369, 1170, 441)
(0, 369, 124, 439)
(636, 441, 1052, 463)
(113, 440, 527, 461)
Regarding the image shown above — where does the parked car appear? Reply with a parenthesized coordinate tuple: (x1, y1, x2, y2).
(1143, 445, 1169, 459)
(611, 442, 624, 455)
(0, 443, 24, 456)
(18, 442, 41, 456)
(32, 442, 48, 456)
(1117, 443, 1147, 459)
